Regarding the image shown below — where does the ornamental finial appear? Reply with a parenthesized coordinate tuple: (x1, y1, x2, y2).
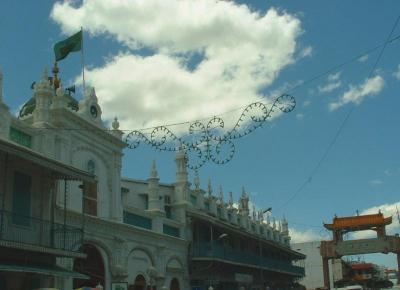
(207, 177, 212, 196)
(112, 117, 120, 130)
(150, 160, 158, 179)
(194, 170, 200, 190)
(219, 185, 224, 203)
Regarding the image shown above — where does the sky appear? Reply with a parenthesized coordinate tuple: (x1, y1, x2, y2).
(1, 0, 400, 268)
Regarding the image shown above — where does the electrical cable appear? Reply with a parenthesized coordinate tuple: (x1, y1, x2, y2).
(275, 15, 400, 213)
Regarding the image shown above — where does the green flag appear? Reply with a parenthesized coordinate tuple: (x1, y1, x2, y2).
(53, 30, 82, 61)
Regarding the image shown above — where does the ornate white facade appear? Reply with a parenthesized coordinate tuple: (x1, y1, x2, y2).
(0, 67, 303, 290)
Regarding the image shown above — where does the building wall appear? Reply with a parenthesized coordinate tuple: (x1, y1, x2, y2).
(293, 241, 343, 290)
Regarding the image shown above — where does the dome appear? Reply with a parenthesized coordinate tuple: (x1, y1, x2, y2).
(19, 94, 79, 118)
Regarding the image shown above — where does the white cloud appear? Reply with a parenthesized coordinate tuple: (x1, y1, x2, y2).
(300, 46, 313, 58)
(289, 228, 328, 243)
(303, 100, 311, 107)
(352, 201, 400, 239)
(369, 179, 383, 186)
(296, 113, 304, 120)
(329, 75, 384, 111)
(358, 54, 369, 63)
(51, 0, 303, 130)
(328, 72, 341, 82)
(318, 72, 341, 93)
(393, 64, 400, 80)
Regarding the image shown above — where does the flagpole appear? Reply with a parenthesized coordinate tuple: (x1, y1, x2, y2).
(81, 26, 86, 95)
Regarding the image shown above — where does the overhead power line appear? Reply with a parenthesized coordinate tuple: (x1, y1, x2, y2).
(276, 15, 400, 213)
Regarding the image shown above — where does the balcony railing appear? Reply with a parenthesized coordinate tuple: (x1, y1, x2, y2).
(0, 210, 83, 253)
(191, 243, 305, 277)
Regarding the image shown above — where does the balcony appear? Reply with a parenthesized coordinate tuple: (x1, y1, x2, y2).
(191, 243, 305, 277)
(0, 210, 83, 255)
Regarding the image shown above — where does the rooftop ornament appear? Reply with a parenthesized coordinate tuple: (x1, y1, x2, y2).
(125, 94, 296, 169)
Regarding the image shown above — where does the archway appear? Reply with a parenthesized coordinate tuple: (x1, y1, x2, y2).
(128, 274, 147, 290)
(73, 243, 105, 289)
(170, 278, 180, 290)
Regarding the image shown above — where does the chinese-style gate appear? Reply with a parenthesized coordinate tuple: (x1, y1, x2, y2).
(320, 212, 400, 289)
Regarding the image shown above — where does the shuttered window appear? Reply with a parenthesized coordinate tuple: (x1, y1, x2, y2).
(83, 182, 97, 216)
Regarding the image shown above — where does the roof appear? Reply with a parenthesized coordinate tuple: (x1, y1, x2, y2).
(351, 263, 375, 270)
(0, 137, 96, 183)
(19, 95, 79, 118)
(324, 213, 392, 231)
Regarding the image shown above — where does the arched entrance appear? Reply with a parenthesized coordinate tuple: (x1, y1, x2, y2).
(170, 278, 180, 290)
(128, 274, 147, 290)
(73, 243, 105, 289)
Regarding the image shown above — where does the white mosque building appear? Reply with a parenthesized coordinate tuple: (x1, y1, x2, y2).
(0, 66, 304, 290)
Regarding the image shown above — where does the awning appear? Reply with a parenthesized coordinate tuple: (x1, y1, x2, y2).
(0, 263, 90, 279)
(0, 138, 96, 183)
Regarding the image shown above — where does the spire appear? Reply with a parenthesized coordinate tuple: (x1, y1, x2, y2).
(33, 67, 53, 126)
(150, 160, 158, 179)
(219, 185, 224, 203)
(239, 186, 249, 215)
(252, 204, 256, 221)
(175, 149, 188, 183)
(148, 160, 161, 212)
(207, 177, 213, 197)
(229, 191, 233, 208)
(194, 170, 200, 190)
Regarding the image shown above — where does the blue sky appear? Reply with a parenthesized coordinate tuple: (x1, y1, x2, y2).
(1, 1, 400, 268)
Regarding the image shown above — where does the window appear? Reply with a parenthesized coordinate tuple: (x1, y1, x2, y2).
(140, 194, 149, 210)
(83, 181, 97, 216)
(12, 171, 31, 226)
(124, 211, 152, 229)
(164, 195, 172, 219)
(9, 127, 32, 148)
(163, 224, 180, 237)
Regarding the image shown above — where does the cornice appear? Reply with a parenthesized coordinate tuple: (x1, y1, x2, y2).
(50, 108, 126, 148)
(58, 209, 188, 245)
